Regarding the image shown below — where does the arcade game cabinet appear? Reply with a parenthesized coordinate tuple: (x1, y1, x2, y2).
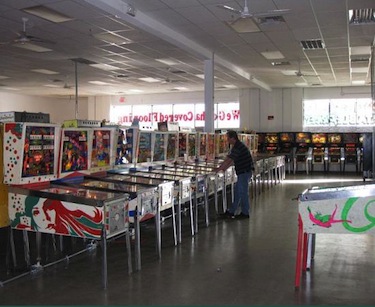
(294, 132, 312, 174)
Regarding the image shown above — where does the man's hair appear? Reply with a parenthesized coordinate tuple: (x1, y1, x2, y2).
(226, 130, 238, 140)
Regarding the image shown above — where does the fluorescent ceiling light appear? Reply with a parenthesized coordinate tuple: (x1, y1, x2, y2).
(195, 74, 218, 79)
(295, 82, 308, 86)
(271, 61, 290, 66)
(155, 58, 179, 65)
(226, 18, 260, 33)
(22, 5, 73, 23)
(138, 77, 161, 83)
(261, 51, 285, 60)
(351, 67, 368, 73)
(43, 84, 60, 88)
(128, 89, 144, 93)
(90, 63, 121, 71)
(281, 70, 297, 76)
(32, 69, 59, 75)
(2, 87, 20, 91)
(352, 80, 366, 85)
(14, 43, 53, 53)
(173, 87, 188, 91)
(88, 81, 109, 85)
(351, 46, 371, 55)
(94, 32, 132, 45)
(223, 84, 237, 89)
(0, 76, 10, 80)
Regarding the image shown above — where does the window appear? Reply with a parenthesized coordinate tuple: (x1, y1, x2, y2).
(303, 98, 373, 128)
(110, 102, 240, 129)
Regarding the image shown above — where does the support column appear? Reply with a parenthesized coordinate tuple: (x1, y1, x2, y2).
(204, 57, 214, 133)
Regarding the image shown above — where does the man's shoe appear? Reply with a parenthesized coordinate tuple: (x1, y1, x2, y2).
(219, 210, 235, 219)
(237, 213, 250, 219)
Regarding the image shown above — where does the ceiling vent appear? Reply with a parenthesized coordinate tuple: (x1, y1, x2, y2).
(300, 39, 325, 50)
(257, 16, 286, 24)
(349, 9, 375, 24)
(171, 70, 187, 74)
(115, 74, 129, 78)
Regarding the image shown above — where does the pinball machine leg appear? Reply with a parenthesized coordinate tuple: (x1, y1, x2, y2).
(171, 197, 177, 246)
(302, 233, 308, 272)
(101, 227, 108, 289)
(295, 215, 304, 290)
(155, 205, 162, 260)
(33, 231, 43, 270)
(214, 180, 219, 214)
(306, 233, 313, 270)
(134, 207, 141, 271)
(22, 230, 31, 268)
(204, 187, 209, 228)
(125, 228, 133, 274)
(194, 191, 199, 235)
(189, 190, 195, 236)
(222, 180, 227, 213)
(9, 228, 17, 269)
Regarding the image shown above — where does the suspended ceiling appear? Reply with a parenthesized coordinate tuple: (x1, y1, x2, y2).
(0, 0, 374, 97)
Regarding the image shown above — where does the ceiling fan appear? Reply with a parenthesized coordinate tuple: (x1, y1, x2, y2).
(217, 0, 290, 19)
(295, 60, 319, 78)
(8, 17, 55, 45)
(161, 77, 181, 84)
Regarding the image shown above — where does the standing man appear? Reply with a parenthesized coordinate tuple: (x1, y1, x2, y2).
(215, 130, 253, 219)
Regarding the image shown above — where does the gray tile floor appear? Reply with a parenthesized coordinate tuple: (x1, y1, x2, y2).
(1, 172, 375, 305)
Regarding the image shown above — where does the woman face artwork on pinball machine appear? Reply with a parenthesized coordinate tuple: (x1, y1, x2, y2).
(11, 193, 103, 238)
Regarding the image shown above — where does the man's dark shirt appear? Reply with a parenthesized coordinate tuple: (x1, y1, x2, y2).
(228, 140, 253, 175)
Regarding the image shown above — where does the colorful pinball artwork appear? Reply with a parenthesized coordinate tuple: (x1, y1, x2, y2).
(61, 130, 88, 172)
(3, 123, 58, 184)
(9, 193, 103, 239)
(91, 129, 111, 168)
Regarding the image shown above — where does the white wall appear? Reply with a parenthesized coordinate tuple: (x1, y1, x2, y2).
(240, 86, 371, 133)
(0, 92, 88, 124)
(3, 85, 370, 132)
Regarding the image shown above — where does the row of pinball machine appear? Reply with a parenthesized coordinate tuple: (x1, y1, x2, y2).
(1, 112, 370, 289)
(0, 113, 285, 289)
(257, 132, 371, 174)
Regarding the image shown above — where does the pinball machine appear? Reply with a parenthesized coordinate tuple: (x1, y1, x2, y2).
(2, 122, 134, 287)
(137, 130, 153, 165)
(342, 133, 360, 172)
(238, 133, 251, 150)
(326, 133, 344, 172)
(115, 168, 194, 242)
(165, 131, 178, 162)
(257, 133, 266, 154)
(2, 122, 61, 275)
(264, 133, 279, 155)
(250, 134, 258, 156)
(197, 132, 207, 162)
(362, 132, 372, 180)
(278, 132, 295, 174)
(294, 132, 312, 174)
(206, 133, 215, 161)
(152, 131, 167, 165)
(187, 132, 197, 161)
(215, 132, 228, 159)
(311, 133, 327, 172)
(114, 126, 138, 167)
(178, 131, 188, 160)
